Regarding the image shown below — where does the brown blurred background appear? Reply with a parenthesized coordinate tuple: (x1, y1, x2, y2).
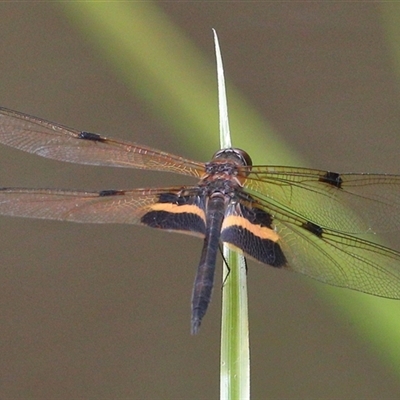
(0, 3, 400, 399)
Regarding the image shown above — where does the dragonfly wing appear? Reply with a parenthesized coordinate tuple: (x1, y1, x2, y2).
(0, 186, 206, 237)
(275, 215, 400, 299)
(245, 166, 400, 234)
(222, 194, 400, 298)
(0, 107, 204, 177)
(221, 201, 287, 268)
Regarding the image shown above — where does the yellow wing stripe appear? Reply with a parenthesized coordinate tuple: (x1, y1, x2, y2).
(148, 202, 206, 221)
(222, 215, 280, 242)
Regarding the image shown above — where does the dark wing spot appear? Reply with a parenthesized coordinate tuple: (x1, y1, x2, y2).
(78, 131, 106, 142)
(141, 210, 205, 233)
(99, 190, 125, 197)
(244, 205, 273, 228)
(222, 204, 286, 267)
(158, 192, 188, 205)
(222, 224, 286, 267)
(141, 192, 206, 235)
(319, 171, 343, 188)
(302, 221, 323, 237)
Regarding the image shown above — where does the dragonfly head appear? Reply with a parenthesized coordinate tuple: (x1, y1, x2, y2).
(211, 148, 252, 168)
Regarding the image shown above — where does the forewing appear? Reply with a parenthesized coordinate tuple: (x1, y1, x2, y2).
(245, 166, 400, 234)
(0, 107, 204, 177)
(0, 186, 206, 237)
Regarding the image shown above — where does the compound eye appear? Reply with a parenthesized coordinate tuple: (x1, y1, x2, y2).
(234, 148, 252, 167)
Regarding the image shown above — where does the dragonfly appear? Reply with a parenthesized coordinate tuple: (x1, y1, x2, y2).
(0, 107, 400, 334)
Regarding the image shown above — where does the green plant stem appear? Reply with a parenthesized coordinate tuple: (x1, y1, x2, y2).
(214, 30, 250, 400)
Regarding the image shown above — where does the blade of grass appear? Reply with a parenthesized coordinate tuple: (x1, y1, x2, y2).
(214, 30, 250, 400)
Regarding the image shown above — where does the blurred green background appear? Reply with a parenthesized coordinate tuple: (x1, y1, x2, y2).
(1, 3, 400, 399)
